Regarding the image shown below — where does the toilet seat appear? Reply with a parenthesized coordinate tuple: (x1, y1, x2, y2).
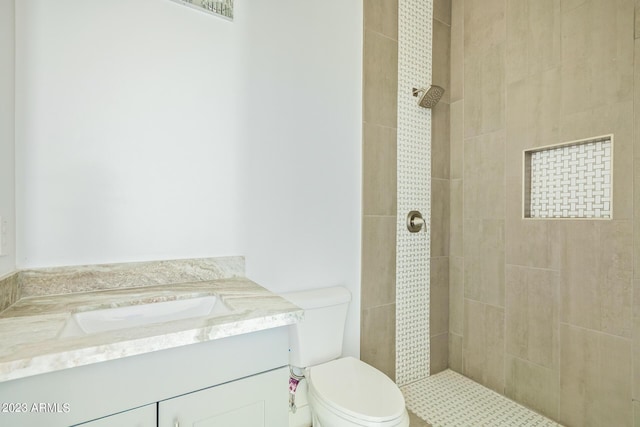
(307, 357, 408, 426)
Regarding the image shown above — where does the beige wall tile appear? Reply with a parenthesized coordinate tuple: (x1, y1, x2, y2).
(599, 220, 633, 338)
(635, 401, 640, 427)
(433, 19, 451, 105)
(560, 221, 601, 331)
(363, 29, 398, 128)
(505, 180, 563, 270)
(464, 299, 505, 393)
(432, 103, 450, 180)
(431, 257, 450, 336)
(430, 332, 449, 375)
(464, 0, 505, 55)
(505, 265, 559, 369)
(559, 324, 633, 427)
(561, 60, 593, 116)
(634, 280, 640, 401)
(434, 0, 451, 26)
(561, 0, 587, 12)
(450, 0, 464, 102)
(363, 0, 398, 41)
(636, 0, 640, 39)
(450, 101, 463, 180)
(449, 256, 464, 335)
(505, 355, 560, 421)
(361, 303, 396, 381)
(464, 43, 506, 138)
(431, 178, 450, 257)
(464, 219, 505, 307)
(363, 123, 397, 216)
(361, 216, 396, 310)
(448, 332, 463, 373)
(464, 131, 505, 220)
(449, 179, 463, 257)
(505, 0, 528, 85)
(561, 3, 591, 64)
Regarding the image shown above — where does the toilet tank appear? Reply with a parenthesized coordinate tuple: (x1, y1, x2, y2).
(281, 286, 351, 368)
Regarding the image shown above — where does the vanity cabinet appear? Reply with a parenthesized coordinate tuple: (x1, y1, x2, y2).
(76, 404, 156, 427)
(0, 327, 290, 427)
(158, 367, 288, 427)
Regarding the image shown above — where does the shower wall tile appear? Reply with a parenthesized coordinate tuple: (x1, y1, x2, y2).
(433, 0, 451, 25)
(463, 0, 505, 54)
(431, 179, 450, 257)
(449, 256, 464, 336)
(560, 220, 633, 338)
(506, 0, 561, 85)
(431, 103, 450, 180)
(449, 101, 463, 180)
(505, 355, 559, 421)
(636, 0, 640, 39)
(432, 19, 451, 105)
(599, 220, 633, 338)
(634, 280, 640, 401)
(505, 180, 562, 270)
(561, 3, 591, 64)
(463, 219, 505, 308)
(361, 216, 397, 310)
(364, 0, 398, 41)
(363, 123, 397, 216)
(430, 257, 449, 336)
(505, 265, 559, 369)
(449, 0, 463, 102)
(559, 324, 633, 427)
(361, 303, 396, 381)
(449, 179, 463, 257)
(448, 332, 463, 373)
(430, 332, 448, 374)
(463, 299, 505, 393)
(635, 402, 640, 427)
(463, 43, 505, 138)
(363, 29, 398, 128)
(561, 0, 587, 13)
(560, 221, 600, 331)
(463, 131, 505, 220)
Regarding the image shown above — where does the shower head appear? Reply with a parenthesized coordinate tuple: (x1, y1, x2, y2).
(413, 85, 445, 108)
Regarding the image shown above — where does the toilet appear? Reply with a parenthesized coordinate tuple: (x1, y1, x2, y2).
(283, 286, 410, 427)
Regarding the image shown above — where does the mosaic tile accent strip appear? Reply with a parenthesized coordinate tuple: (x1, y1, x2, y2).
(402, 370, 562, 427)
(527, 136, 612, 219)
(395, 0, 432, 386)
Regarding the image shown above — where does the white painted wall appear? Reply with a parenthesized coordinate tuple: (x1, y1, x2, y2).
(0, 0, 16, 277)
(236, 0, 363, 358)
(15, 0, 362, 356)
(15, 0, 242, 267)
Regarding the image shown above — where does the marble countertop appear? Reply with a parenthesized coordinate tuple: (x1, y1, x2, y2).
(0, 277, 303, 383)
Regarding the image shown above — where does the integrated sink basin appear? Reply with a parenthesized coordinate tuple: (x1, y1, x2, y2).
(59, 295, 232, 338)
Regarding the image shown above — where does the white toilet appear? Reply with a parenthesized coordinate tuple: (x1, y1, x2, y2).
(283, 286, 410, 427)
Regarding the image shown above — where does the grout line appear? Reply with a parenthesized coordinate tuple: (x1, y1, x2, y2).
(558, 321, 633, 342)
(363, 27, 399, 44)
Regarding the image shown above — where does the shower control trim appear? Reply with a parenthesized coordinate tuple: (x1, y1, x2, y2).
(407, 210, 426, 233)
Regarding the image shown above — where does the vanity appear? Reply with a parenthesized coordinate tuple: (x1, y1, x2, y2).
(0, 257, 303, 427)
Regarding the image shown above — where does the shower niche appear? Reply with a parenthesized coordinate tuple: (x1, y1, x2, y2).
(523, 135, 613, 219)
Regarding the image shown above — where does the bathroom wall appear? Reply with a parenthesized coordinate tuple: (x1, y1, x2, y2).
(450, 0, 637, 424)
(430, 0, 451, 375)
(14, 0, 363, 354)
(0, 0, 15, 278)
(360, 0, 399, 380)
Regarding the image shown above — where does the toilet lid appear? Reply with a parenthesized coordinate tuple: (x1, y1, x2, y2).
(308, 357, 406, 423)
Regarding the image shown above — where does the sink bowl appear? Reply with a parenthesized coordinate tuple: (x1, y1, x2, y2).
(59, 295, 232, 338)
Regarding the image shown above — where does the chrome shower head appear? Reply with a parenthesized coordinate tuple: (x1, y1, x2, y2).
(413, 85, 445, 108)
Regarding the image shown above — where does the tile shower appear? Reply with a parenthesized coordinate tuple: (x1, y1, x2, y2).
(361, 0, 640, 425)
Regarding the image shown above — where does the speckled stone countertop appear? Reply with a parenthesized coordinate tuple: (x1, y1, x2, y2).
(0, 258, 303, 383)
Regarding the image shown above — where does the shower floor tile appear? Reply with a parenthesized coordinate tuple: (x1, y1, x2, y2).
(402, 370, 562, 427)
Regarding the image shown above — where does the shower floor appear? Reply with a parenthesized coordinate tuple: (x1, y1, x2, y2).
(402, 369, 562, 427)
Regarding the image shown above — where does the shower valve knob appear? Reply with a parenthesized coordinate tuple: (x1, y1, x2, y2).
(407, 210, 426, 233)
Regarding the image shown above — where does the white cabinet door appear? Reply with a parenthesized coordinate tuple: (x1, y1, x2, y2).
(75, 404, 156, 427)
(158, 367, 288, 427)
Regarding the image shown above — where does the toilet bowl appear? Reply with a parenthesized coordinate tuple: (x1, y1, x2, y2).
(282, 287, 409, 427)
(306, 357, 409, 427)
